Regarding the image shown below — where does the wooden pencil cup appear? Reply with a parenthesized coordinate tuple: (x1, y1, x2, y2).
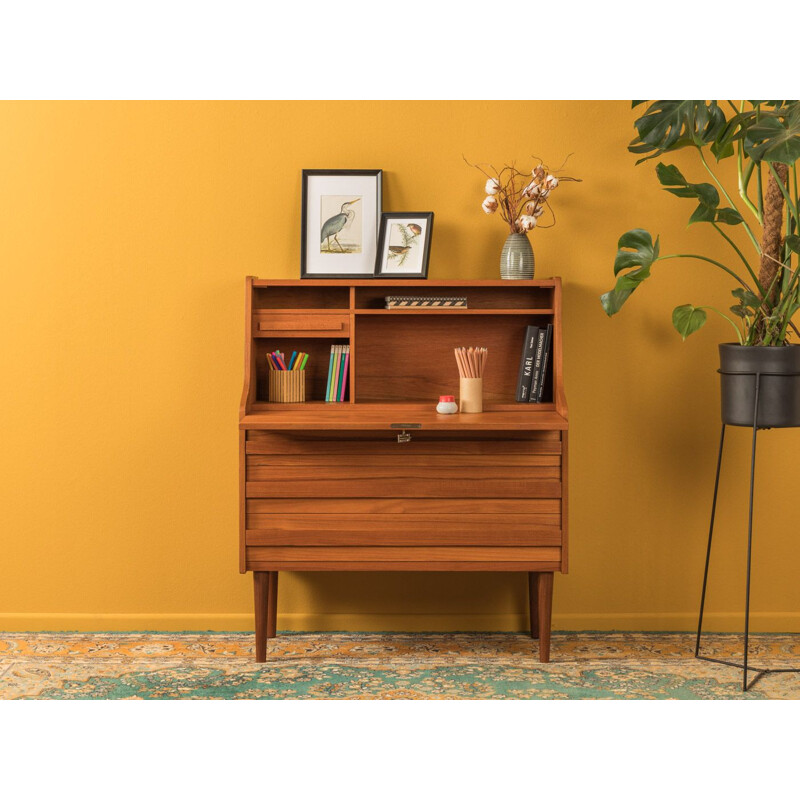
(269, 370, 305, 403)
(459, 377, 483, 413)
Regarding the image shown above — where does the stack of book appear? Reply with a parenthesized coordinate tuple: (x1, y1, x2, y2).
(515, 324, 553, 403)
(325, 344, 350, 402)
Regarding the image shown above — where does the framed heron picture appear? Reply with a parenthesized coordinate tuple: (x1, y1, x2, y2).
(374, 212, 434, 279)
(301, 169, 382, 278)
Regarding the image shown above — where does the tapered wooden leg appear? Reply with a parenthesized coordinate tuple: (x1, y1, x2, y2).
(254, 571, 269, 663)
(528, 572, 540, 639)
(267, 571, 278, 639)
(537, 572, 554, 663)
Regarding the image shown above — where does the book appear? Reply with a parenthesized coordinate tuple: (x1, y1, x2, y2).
(330, 345, 341, 402)
(325, 345, 335, 400)
(515, 325, 539, 402)
(385, 296, 468, 309)
(536, 324, 553, 403)
(338, 344, 349, 401)
(529, 327, 547, 402)
(529, 323, 553, 403)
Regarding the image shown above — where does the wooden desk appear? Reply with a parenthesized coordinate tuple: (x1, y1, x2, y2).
(239, 279, 569, 661)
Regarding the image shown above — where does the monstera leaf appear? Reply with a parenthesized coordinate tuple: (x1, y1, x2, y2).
(655, 163, 743, 225)
(656, 163, 719, 223)
(710, 111, 751, 161)
(601, 229, 660, 316)
(672, 304, 707, 340)
(745, 103, 800, 163)
(730, 288, 761, 319)
(629, 101, 727, 164)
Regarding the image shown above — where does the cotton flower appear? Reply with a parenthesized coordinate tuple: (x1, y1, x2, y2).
(533, 206, 545, 218)
(518, 215, 537, 231)
(485, 178, 500, 195)
(545, 175, 559, 190)
(482, 195, 498, 214)
(532, 164, 546, 181)
(521, 182, 541, 199)
(538, 188, 550, 201)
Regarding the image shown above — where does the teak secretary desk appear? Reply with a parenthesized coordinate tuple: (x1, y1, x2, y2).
(239, 278, 568, 662)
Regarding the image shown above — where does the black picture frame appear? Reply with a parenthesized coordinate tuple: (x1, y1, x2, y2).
(374, 212, 434, 279)
(301, 169, 383, 279)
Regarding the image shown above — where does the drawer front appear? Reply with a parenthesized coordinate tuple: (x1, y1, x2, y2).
(246, 471, 560, 499)
(246, 430, 561, 455)
(243, 430, 564, 564)
(253, 312, 350, 338)
(246, 513, 561, 546)
(245, 546, 561, 571)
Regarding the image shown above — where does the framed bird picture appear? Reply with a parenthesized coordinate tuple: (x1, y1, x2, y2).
(374, 212, 434, 279)
(301, 169, 382, 278)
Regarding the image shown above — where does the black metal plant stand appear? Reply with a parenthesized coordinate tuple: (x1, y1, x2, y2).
(695, 369, 800, 691)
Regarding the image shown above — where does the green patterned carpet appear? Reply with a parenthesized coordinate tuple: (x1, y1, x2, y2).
(1, 632, 799, 699)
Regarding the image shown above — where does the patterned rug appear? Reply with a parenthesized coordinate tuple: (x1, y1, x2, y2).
(1, 632, 799, 699)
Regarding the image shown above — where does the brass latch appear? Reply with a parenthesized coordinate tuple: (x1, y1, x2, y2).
(390, 422, 420, 444)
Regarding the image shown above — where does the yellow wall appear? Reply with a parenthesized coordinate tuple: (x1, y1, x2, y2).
(2, 101, 798, 632)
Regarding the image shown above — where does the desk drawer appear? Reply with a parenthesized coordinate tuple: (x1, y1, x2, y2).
(246, 472, 560, 499)
(246, 430, 562, 455)
(246, 513, 562, 546)
(245, 431, 562, 499)
(245, 545, 561, 571)
(253, 312, 350, 338)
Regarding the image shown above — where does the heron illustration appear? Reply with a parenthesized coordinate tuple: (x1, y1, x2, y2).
(321, 198, 360, 252)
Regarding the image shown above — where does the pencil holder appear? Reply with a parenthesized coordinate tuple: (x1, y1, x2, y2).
(459, 377, 483, 413)
(269, 370, 305, 403)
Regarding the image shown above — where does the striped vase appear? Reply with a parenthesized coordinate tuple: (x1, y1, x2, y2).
(500, 233, 535, 280)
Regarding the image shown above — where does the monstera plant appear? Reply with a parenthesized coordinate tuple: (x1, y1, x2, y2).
(602, 100, 800, 345)
(602, 101, 800, 427)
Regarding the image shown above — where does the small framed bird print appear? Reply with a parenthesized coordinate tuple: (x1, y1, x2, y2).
(301, 169, 382, 278)
(374, 212, 434, 279)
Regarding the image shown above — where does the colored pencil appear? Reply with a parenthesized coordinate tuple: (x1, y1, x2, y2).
(454, 347, 487, 378)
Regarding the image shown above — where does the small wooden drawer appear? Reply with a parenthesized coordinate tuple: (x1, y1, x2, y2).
(245, 545, 562, 571)
(253, 312, 350, 338)
(245, 513, 562, 546)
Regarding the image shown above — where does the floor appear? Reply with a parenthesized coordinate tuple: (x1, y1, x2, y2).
(2, 631, 799, 699)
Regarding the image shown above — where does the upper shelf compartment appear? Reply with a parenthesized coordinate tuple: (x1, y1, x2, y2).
(353, 283, 554, 310)
(253, 284, 350, 310)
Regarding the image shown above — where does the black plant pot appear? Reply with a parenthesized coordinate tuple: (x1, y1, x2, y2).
(719, 343, 800, 428)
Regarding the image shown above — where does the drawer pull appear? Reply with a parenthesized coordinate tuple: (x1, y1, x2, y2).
(259, 320, 344, 331)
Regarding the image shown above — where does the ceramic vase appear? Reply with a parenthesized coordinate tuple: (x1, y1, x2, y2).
(500, 233, 534, 280)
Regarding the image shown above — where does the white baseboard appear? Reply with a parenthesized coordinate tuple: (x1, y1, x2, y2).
(1, 611, 798, 633)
